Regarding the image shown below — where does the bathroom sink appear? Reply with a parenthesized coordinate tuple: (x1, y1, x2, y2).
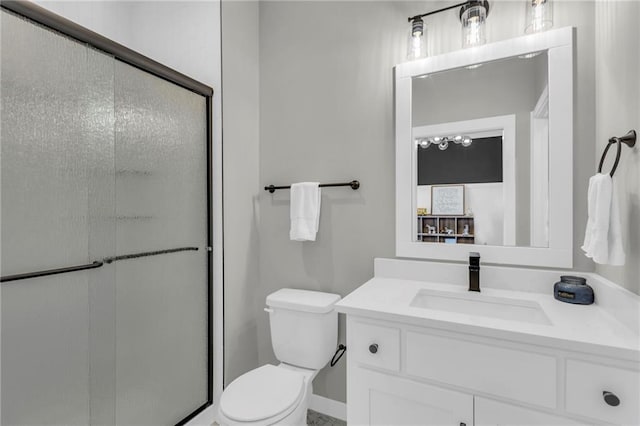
(409, 289, 552, 325)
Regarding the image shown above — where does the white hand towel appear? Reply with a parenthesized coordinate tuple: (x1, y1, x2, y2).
(582, 173, 611, 262)
(290, 182, 321, 241)
(581, 173, 625, 265)
(607, 183, 625, 265)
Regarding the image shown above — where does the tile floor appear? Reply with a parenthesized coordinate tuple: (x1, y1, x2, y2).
(212, 410, 345, 426)
(213, 410, 345, 426)
(307, 409, 346, 426)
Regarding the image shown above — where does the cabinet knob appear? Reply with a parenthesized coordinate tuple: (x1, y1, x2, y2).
(603, 391, 620, 407)
(369, 343, 379, 354)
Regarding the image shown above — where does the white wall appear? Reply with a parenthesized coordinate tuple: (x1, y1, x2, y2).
(594, 0, 640, 294)
(33, 1, 133, 44)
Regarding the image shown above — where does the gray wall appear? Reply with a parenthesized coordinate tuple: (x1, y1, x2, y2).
(222, 0, 598, 403)
(221, 0, 261, 385)
(594, 0, 640, 294)
(256, 1, 399, 401)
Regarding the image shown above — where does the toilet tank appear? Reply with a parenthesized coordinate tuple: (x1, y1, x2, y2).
(266, 289, 341, 370)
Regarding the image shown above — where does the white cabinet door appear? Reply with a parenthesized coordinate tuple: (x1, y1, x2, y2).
(348, 367, 473, 426)
(475, 397, 591, 426)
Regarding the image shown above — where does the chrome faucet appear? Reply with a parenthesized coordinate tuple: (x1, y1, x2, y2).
(469, 252, 480, 292)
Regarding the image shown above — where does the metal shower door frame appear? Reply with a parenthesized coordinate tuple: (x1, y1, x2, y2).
(0, 2, 215, 424)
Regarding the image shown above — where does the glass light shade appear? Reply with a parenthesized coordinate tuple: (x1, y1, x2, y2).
(407, 18, 427, 60)
(525, 0, 553, 34)
(461, 4, 487, 48)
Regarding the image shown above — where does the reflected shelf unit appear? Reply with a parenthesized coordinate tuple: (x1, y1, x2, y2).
(417, 215, 475, 244)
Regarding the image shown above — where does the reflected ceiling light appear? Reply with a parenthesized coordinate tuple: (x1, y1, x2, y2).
(525, 0, 553, 34)
(418, 135, 473, 150)
(406, 1, 490, 61)
(519, 51, 542, 59)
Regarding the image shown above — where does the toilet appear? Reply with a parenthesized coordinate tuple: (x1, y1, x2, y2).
(217, 288, 341, 426)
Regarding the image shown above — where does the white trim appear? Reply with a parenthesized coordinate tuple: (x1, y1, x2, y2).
(309, 394, 347, 422)
(412, 115, 516, 246)
(395, 27, 574, 268)
(213, 93, 224, 408)
(530, 85, 550, 247)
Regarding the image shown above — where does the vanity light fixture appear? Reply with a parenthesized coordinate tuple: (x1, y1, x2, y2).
(416, 135, 473, 150)
(525, 0, 553, 34)
(407, 0, 490, 60)
(460, 1, 489, 48)
(407, 16, 427, 60)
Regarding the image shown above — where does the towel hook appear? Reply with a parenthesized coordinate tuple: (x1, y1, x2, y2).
(597, 130, 636, 177)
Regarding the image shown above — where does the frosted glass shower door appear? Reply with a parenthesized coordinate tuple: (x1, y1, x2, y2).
(113, 62, 209, 424)
(2, 7, 211, 426)
(1, 10, 117, 426)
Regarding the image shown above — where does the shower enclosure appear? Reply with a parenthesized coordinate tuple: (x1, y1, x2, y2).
(1, 4, 212, 425)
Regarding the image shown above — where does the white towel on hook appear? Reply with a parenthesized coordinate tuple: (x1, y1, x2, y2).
(290, 182, 321, 241)
(607, 184, 625, 265)
(581, 173, 625, 265)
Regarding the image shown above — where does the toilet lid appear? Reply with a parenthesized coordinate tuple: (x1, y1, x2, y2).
(220, 365, 305, 422)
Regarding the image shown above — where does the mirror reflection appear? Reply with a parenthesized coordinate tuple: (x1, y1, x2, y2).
(412, 53, 549, 248)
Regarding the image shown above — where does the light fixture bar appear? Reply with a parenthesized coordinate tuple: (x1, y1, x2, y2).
(408, 1, 469, 22)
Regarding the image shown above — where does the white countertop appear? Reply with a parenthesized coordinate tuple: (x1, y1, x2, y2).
(335, 277, 640, 362)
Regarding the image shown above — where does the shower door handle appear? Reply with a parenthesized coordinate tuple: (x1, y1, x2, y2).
(0, 261, 104, 283)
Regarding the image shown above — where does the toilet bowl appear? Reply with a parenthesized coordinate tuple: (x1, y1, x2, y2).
(218, 364, 316, 426)
(217, 289, 341, 426)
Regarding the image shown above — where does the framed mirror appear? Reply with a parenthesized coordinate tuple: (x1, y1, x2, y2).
(395, 27, 573, 267)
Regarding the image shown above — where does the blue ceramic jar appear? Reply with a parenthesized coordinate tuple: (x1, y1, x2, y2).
(553, 275, 594, 305)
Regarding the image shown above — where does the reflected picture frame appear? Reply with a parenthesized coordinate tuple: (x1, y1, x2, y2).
(431, 185, 465, 216)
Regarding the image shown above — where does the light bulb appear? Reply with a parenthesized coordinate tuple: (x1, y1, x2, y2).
(462, 137, 473, 147)
(460, 2, 488, 48)
(454, 135, 463, 142)
(407, 17, 427, 60)
(433, 136, 442, 142)
(438, 141, 449, 151)
(420, 139, 429, 148)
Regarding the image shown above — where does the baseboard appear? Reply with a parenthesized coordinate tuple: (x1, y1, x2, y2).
(309, 394, 347, 421)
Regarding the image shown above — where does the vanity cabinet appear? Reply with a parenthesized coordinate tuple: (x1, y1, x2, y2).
(475, 398, 585, 425)
(349, 367, 473, 426)
(346, 317, 639, 426)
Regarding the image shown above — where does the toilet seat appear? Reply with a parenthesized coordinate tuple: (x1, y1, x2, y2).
(220, 365, 306, 423)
